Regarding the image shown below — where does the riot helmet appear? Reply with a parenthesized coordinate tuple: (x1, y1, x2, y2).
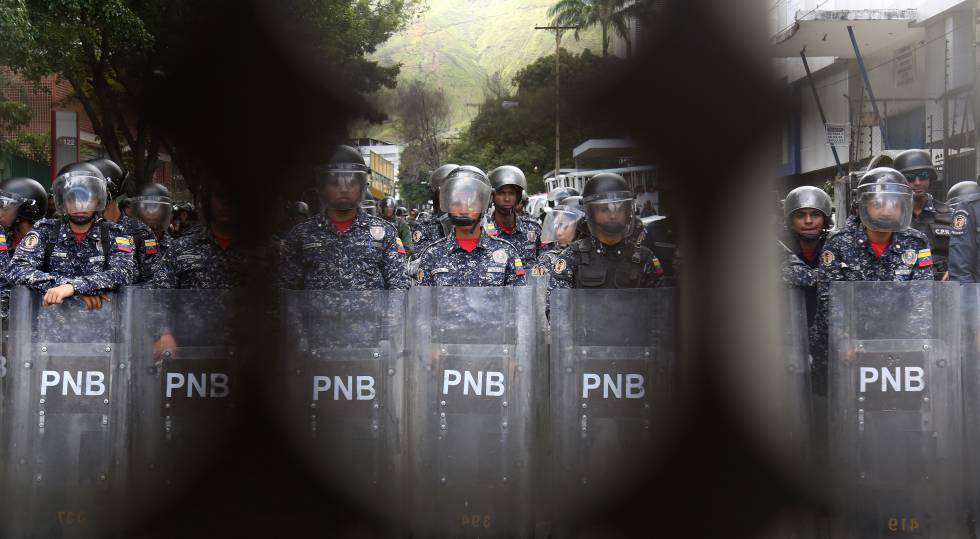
(519, 190, 528, 210)
(286, 200, 310, 218)
(57, 161, 102, 178)
(784, 185, 832, 241)
(440, 166, 491, 227)
(53, 168, 108, 225)
(541, 204, 586, 248)
(582, 173, 634, 239)
(315, 145, 369, 211)
(489, 165, 527, 193)
(131, 182, 174, 235)
(360, 199, 379, 216)
(396, 206, 409, 218)
(379, 196, 398, 219)
(947, 181, 980, 207)
(548, 186, 580, 208)
(856, 167, 913, 232)
(86, 158, 131, 198)
(0, 176, 47, 225)
(893, 149, 937, 182)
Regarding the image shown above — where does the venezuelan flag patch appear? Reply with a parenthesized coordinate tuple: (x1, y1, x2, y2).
(653, 257, 664, 275)
(0, 234, 8, 251)
(395, 238, 406, 255)
(514, 258, 525, 276)
(484, 223, 498, 236)
(916, 249, 933, 267)
(144, 239, 158, 254)
(115, 237, 132, 253)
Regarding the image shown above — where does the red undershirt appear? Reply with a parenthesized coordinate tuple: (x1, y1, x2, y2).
(457, 237, 479, 252)
(869, 239, 889, 258)
(498, 224, 514, 234)
(331, 218, 355, 234)
(11, 235, 20, 248)
(801, 247, 815, 263)
(212, 232, 232, 251)
(74, 232, 86, 242)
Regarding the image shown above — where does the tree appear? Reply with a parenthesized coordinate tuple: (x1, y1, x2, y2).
(0, 0, 424, 186)
(547, 0, 653, 58)
(394, 79, 450, 174)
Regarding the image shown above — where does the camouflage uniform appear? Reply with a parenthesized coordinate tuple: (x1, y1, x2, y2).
(948, 201, 980, 282)
(141, 230, 173, 283)
(414, 230, 527, 287)
(0, 230, 12, 317)
(909, 193, 952, 279)
(6, 218, 136, 294)
(279, 210, 409, 291)
(547, 237, 663, 292)
(117, 213, 159, 284)
(531, 249, 561, 278)
(484, 215, 542, 266)
(779, 233, 825, 327)
(810, 216, 934, 394)
(149, 225, 250, 289)
(392, 217, 415, 257)
(410, 213, 448, 259)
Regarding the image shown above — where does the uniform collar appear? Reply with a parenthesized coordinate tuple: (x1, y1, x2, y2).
(447, 229, 493, 252)
(315, 209, 370, 232)
(592, 237, 628, 255)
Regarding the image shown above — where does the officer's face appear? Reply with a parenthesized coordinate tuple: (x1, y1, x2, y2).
(592, 203, 628, 231)
(494, 186, 519, 209)
(321, 173, 364, 209)
(383, 207, 395, 218)
(907, 173, 930, 198)
(790, 208, 825, 237)
(865, 194, 903, 222)
(556, 217, 577, 246)
(0, 197, 21, 228)
(209, 193, 233, 225)
(64, 190, 97, 218)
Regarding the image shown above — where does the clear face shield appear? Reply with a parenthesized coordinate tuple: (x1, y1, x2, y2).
(584, 191, 634, 238)
(858, 184, 913, 232)
(316, 168, 368, 211)
(0, 190, 25, 228)
(53, 172, 108, 217)
(440, 176, 491, 227)
(133, 196, 174, 233)
(541, 206, 586, 248)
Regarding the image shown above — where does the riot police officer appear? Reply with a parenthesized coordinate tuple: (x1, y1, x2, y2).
(547, 186, 580, 209)
(531, 203, 586, 277)
(893, 149, 952, 279)
(6, 166, 136, 309)
(131, 182, 175, 280)
(947, 180, 980, 282)
(548, 173, 662, 291)
(286, 200, 310, 226)
(411, 163, 457, 257)
(0, 176, 48, 316)
(380, 196, 414, 257)
(780, 185, 832, 326)
(279, 145, 409, 291)
(810, 167, 933, 393)
(87, 158, 158, 283)
(415, 166, 526, 286)
(486, 165, 542, 265)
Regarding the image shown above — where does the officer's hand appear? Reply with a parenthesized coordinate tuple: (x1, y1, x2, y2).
(153, 333, 177, 365)
(80, 293, 110, 311)
(43, 283, 75, 306)
(942, 271, 950, 282)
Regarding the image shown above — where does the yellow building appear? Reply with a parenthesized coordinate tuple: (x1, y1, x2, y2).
(367, 151, 396, 200)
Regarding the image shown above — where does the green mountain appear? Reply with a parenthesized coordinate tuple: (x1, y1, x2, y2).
(367, 0, 601, 140)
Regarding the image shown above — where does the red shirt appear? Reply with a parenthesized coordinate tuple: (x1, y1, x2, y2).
(801, 247, 816, 263)
(331, 217, 355, 234)
(74, 232, 87, 242)
(456, 236, 479, 252)
(869, 239, 889, 258)
(213, 232, 232, 251)
(498, 224, 514, 235)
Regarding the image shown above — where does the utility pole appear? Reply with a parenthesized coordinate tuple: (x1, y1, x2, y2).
(535, 24, 579, 181)
(974, 0, 979, 177)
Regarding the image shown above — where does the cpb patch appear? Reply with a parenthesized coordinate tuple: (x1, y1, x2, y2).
(21, 231, 39, 251)
(901, 250, 916, 266)
(821, 250, 835, 267)
(953, 213, 968, 231)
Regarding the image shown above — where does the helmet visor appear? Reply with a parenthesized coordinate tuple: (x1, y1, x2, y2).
(316, 170, 368, 211)
(858, 190, 912, 232)
(53, 172, 107, 215)
(0, 191, 25, 212)
(541, 206, 585, 246)
(133, 197, 174, 232)
(440, 177, 491, 220)
(584, 192, 634, 238)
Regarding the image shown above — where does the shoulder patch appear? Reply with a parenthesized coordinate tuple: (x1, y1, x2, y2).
(413, 230, 422, 243)
(21, 231, 40, 251)
(416, 270, 424, 283)
(531, 264, 548, 277)
(492, 249, 508, 264)
(370, 226, 385, 241)
(953, 212, 968, 231)
(821, 250, 835, 267)
(901, 249, 916, 266)
(916, 248, 934, 267)
(527, 230, 537, 243)
(554, 258, 567, 273)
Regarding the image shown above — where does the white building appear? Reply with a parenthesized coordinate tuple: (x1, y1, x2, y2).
(771, 0, 976, 193)
(352, 138, 402, 178)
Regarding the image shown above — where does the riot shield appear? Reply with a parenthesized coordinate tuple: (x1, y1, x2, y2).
(549, 288, 674, 529)
(959, 284, 980, 536)
(278, 288, 406, 525)
(0, 285, 130, 537)
(406, 286, 538, 537)
(827, 281, 966, 537)
(126, 288, 241, 521)
(779, 286, 814, 478)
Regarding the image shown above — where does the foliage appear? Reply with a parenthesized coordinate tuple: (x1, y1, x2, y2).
(447, 49, 623, 194)
(1, 131, 48, 164)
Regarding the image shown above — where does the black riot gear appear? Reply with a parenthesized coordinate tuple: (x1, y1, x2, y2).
(0, 177, 48, 223)
(893, 149, 938, 182)
(131, 182, 174, 235)
(582, 173, 635, 238)
(948, 181, 980, 208)
(86, 158, 131, 198)
(286, 200, 310, 218)
(315, 145, 370, 212)
(428, 164, 459, 196)
(548, 186, 580, 208)
(441, 166, 491, 227)
(857, 167, 913, 232)
(489, 165, 527, 193)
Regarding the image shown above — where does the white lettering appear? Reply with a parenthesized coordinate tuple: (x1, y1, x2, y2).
(603, 374, 623, 399)
(882, 368, 901, 392)
(582, 374, 601, 398)
(859, 367, 879, 393)
(187, 373, 206, 398)
(905, 367, 924, 392)
(485, 372, 505, 397)
(312, 375, 330, 401)
(63, 371, 82, 396)
(334, 376, 353, 400)
(463, 371, 483, 396)
(356, 376, 375, 400)
(166, 373, 184, 398)
(625, 374, 645, 399)
(443, 369, 461, 394)
(85, 371, 105, 396)
(210, 373, 229, 398)
(41, 371, 59, 395)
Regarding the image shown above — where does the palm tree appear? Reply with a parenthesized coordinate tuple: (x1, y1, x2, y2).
(548, 0, 660, 59)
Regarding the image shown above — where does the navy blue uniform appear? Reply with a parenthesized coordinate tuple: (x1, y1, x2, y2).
(485, 215, 542, 266)
(547, 237, 663, 292)
(116, 214, 159, 284)
(948, 202, 980, 282)
(150, 226, 250, 289)
(415, 231, 526, 287)
(410, 213, 448, 259)
(279, 210, 409, 290)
